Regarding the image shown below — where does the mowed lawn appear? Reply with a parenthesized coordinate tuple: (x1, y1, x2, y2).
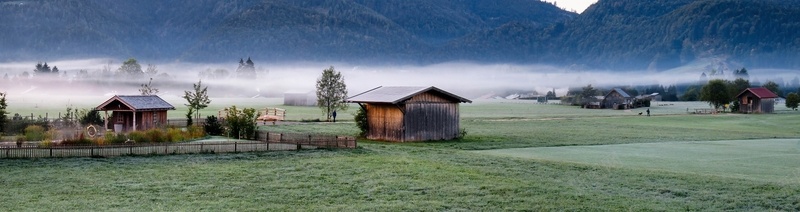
(476, 139, 800, 184)
(2, 99, 800, 210)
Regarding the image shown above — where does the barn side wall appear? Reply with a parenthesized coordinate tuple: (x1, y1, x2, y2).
(136, 111, 168, 130)
(402, 92, 461, 141)
(365, 104, 404, 142)
(761, 99, 775, 113)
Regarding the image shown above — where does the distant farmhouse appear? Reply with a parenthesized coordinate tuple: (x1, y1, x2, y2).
(96, 95, 175, 132)
(736, 87, 778, 113)
(602, 88, 633, 109)
(346, 86, 471, 142)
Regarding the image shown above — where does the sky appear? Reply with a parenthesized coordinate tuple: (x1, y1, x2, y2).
(548, 0, 598, 13)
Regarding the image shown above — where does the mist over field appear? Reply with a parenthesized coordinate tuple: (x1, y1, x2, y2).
(1, 58, 798, 102)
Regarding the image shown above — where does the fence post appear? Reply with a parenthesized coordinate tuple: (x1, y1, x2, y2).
(50, 148, 52, 157)
(235, 142, 238, 152)
(91, 147, 94, 156)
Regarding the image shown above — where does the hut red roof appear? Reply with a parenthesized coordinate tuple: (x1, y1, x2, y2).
(736, 88, 778, 99)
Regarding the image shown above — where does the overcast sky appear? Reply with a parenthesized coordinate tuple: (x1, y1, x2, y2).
(548, 0, 598, 13)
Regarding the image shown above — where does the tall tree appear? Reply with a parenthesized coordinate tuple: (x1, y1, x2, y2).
(700, 79, 731, 110)
(118, 58, 144, 78)
(579, 84, 598, 105)
(183, 80, 211, 126)
(762, 81, 781, 97)
(0, 92, 7, 133)
(728, 78, 750, 98)
(316, 66, 348, 121)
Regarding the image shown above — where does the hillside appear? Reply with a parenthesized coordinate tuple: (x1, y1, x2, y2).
(0, 0, 572, 64)
(2, 0, 800, 70)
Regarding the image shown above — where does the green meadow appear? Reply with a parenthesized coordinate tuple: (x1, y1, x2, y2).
(2, 99, 800, 211)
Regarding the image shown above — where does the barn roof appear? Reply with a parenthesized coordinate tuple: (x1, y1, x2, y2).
(346, 86, 472, 104)
(607, 88, 631, 98)
(96, 95, 176, 111)
(736, 87, 778, 99)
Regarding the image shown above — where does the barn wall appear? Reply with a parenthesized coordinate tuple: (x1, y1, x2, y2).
(761, 99, 775, 113)
(134, 111, 168, 130)
(365, 104, 404, 141)
(403, 102, 460, 141)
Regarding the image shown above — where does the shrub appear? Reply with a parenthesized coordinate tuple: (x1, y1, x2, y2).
(61, 132, 93, 145)
(144, 128, 166, 143)
(187, 125, 205, 139)
(224, 106, 258, 140)
(455, 128, 468, 140)
(127, 131, 147, 143)
(4, 119, 49, 135)
(104, 133, 127, 144)
(78, 109, 104, 126)
(354, 107, 368, 137)
(203, 115, 223, 136)
(24, 125, 46, 141)
(167, 127, 185, 142)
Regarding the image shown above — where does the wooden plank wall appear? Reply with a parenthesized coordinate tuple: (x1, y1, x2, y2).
(404, 92, 460, 141)
(365, 104, 404, 141)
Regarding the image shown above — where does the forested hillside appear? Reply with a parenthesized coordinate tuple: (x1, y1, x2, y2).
(2, 0, 800, 70)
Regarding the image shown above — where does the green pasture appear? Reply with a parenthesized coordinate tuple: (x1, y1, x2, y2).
(2, 98, 800, 210)
(2, 144, 799, 211)
(476, 139, 800, 184)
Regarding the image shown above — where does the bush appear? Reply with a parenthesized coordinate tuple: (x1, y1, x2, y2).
(224, 106, 258, 140)
(24, 125, 46, 141)
(104, 133, 127, 144)
(203, 115, 223, 136)
(188, 125, 205, 139)
(4, 119, 49, 135)
(61, 132, 93, 145)
(144, 129, 167, 143)
(128, 131, 147, 143)
(354, 107, 368, 137)
(167, 127, 185, 142)
(78, 109, 104, 126)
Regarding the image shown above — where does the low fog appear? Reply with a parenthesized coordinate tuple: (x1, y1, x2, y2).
(1, 58, 798, 103)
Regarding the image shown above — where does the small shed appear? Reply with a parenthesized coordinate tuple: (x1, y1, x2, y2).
(283, 92, 316, 106)
(602, 88, 633, 109)
(346, 86, 471, 142)
(96, 95, 175, 132)
(736, 88, 778, 113)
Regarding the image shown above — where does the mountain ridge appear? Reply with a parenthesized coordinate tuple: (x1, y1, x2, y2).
(2, 0, 800, 70)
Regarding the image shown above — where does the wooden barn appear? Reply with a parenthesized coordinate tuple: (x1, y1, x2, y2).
(346, 86, 471, 142)
(736, 87, 778, 113)
(602, 88, 633, 109)
(96, 95, 175, 132)
(283, 92, 316, 106)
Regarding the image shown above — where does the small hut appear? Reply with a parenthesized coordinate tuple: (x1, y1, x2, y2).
(736, 88, 778, 113)
(283, 92, 317, 106)
(346, 86, 471, 142)
(96, 95, 175, 132)
(602, 88, 633, 109)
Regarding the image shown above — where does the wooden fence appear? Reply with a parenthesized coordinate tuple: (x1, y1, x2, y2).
(0, 131, 356, 159)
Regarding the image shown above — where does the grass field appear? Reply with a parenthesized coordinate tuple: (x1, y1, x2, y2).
(2, 99, 800, 210)
(476, 139, 800, 184)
